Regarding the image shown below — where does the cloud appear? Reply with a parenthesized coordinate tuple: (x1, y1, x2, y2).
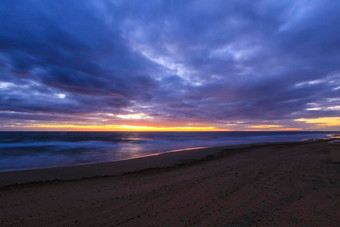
(0, 0, 339, 130)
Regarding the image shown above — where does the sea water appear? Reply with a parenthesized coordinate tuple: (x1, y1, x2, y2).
(0, 131, 335, 171)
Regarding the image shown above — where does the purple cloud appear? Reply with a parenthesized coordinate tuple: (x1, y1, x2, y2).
(0, 0, 339, 130)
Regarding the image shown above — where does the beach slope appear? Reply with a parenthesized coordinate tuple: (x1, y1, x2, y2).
(0, 140, 339, 226)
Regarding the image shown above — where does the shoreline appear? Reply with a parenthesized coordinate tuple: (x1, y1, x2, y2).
(1, 138, 338, 226)
(0, 139, 330, 187)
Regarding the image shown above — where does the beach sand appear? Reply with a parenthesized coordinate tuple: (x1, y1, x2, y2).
(0, 140, 339, 226)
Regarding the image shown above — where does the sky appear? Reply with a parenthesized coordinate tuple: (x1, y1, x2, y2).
(0, 0, 339, 131)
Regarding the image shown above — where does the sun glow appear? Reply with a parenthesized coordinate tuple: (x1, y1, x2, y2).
(57, 93, 66, 99)
(116, 113, 152, 120)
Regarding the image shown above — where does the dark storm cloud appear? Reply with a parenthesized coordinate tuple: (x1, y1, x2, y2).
(0, 0, 339, 128)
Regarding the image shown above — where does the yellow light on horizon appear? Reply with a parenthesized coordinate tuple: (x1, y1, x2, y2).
(246, 127, 301, 131)
(247, 125, 302, 131)
(295, 117, 340, 127)
(250, 125, 282, 128)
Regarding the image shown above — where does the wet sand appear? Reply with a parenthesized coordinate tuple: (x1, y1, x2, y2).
(0, 140, 339, 226)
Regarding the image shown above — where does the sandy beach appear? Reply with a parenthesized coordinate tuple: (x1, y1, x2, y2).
(0, 140, 339, 226)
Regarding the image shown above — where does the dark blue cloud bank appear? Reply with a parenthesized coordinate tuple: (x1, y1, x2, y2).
(0, 0, 339, 130)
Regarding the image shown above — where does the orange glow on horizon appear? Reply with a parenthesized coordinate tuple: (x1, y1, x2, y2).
(17, 124, 230, 131)
(7, 123, 306, 131)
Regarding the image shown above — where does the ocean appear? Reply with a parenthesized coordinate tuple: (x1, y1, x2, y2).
(0, 131, 336, 172)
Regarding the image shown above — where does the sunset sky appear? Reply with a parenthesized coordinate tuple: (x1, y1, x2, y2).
(0, 0, 339, 131)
